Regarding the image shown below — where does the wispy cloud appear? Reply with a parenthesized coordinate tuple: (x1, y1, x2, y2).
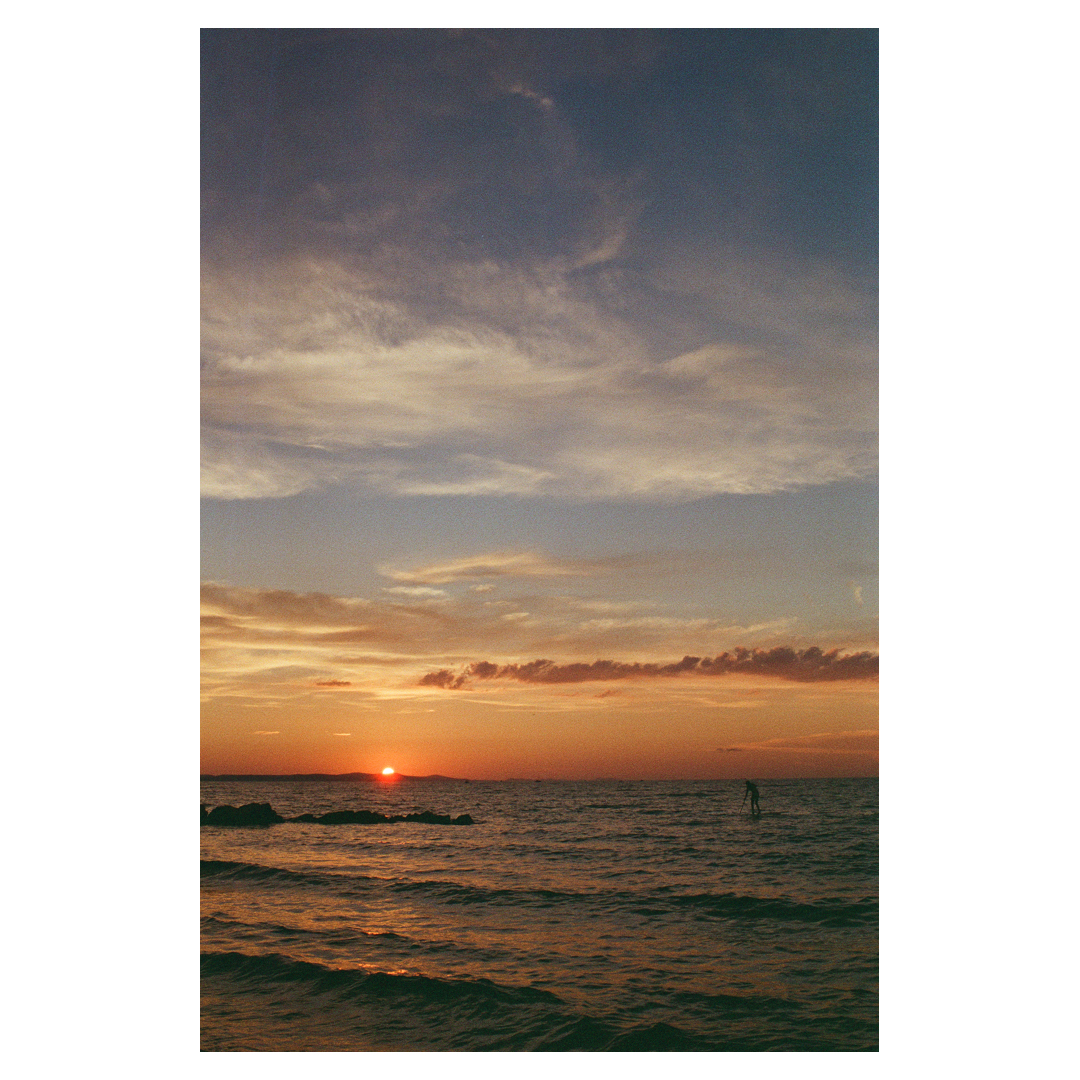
(380, 550, 591, 585)
(201, 31, 875, 505)
(200, 259, 875, 502)
(718, 730, 878, 754)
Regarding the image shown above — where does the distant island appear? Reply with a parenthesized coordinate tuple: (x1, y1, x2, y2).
(200, 772, 468, 782)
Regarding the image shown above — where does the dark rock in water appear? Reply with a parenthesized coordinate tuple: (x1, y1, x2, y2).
(313, 809, 389, 825)
(204, 802, 285, 826)
(405, 810, 453, 825)
(202, 802, 474, 826)
(201, 804, 209, 824)
(398, 810, 474, 825)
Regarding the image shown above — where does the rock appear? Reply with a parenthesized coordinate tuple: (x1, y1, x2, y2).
(203, 802, 285, 826)
(200, 802, 474, 826)
(405, 810, 453, 825)
(315, 809, 390, 824)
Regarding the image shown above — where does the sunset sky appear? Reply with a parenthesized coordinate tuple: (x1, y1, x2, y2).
(201, 28, 878, 779)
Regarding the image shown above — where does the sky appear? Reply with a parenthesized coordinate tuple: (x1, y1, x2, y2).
(201, 28, 878, 779)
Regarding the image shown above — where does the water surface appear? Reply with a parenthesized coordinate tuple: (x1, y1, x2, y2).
(201, 778, 877, 1051)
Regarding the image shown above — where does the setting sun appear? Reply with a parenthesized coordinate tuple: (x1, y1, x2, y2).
(381, 767, 395, 775)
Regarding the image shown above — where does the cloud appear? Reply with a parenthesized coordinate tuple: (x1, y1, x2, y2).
(420, 646, 878, 689)
(393, 455, 556, 497)
(381, 550, 590, 585)
(202, 582, 372, 627)
(417, 669, 470, 690)
(203, 580, 876, 705)
(720, 730, 878, 754)
(200, 260, 875, 501)
(253, 730, 280, 736)
(201, 32, 876, 504)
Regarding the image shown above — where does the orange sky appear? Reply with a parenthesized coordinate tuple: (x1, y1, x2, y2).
(201, 638, 877, 778)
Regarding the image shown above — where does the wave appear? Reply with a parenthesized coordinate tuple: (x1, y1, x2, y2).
(201, 914, 407, 943)
(200, 859, 384, 896)
(389, 875, 876, 925)
(664, 890, 878, 926)
(202, 949, 562, 1007)
(529, 1017, 704, 1052)
(203, 860, 875, 926)
(200, 858, 330, 886)
(386, 876, 584, 908)
(201, 950, 758, 1050)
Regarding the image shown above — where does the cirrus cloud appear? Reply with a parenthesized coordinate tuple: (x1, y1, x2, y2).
(202, 31, 875, 505)
(380, 550, 592, 585)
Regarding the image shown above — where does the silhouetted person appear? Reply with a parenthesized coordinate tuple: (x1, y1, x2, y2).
(744, 780, 760, 815)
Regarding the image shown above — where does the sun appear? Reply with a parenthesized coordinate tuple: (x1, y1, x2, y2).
(381, 767, 395, 776)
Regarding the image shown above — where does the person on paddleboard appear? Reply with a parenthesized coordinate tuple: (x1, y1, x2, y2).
(744, 780, 760, 815)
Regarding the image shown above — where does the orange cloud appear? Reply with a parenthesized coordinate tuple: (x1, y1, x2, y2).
(722, 730, 878, 754)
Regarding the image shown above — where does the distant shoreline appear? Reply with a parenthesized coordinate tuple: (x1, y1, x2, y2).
(200, 773, 467, 782)
(201, 774, 878, 782)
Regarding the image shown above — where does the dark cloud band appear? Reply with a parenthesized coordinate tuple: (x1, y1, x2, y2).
(420, 646, 877, 689)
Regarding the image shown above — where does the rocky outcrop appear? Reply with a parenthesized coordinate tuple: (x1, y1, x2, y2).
(201, 802, 474, 826)
(312, 809, 391, 824)
(203, 802, 285, 826)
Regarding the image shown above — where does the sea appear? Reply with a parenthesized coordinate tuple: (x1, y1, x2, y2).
(200, 777, 877, 1052)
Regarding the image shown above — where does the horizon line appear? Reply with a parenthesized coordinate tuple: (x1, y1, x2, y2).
(200, 772, 878, 782)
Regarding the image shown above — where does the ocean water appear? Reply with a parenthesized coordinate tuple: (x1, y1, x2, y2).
(200, 777, 877, 1052)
